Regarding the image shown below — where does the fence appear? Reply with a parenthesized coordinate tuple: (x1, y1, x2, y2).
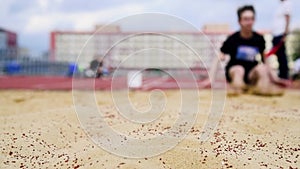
(0, 56, 73, 76)
(1, 31, 300, 78)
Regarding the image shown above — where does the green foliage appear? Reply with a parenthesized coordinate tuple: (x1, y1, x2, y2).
(291, 30, 300, 61)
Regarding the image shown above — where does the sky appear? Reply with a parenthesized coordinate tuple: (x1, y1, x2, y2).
(1, 0, 300, 55)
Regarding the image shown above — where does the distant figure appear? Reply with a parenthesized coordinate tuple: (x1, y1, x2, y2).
(90, 58, 103, 78)
(84, 58, 110, 78)
(220, 5, 283, 96)
(272, 0, 291, 79)
(292, 58, 300, 80)
(84, 58, 103, 78)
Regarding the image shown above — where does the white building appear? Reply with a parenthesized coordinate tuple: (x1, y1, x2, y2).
(50, 25, 230, 69)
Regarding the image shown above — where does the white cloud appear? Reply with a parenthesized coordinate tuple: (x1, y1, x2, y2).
(37, 0, 49, 11)
(1, 0, 300, 53)
(23, 3, 145, 33)
(73, 4, 145, 30)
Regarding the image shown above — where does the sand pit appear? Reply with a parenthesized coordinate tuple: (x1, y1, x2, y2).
(0, 89, 299, 168)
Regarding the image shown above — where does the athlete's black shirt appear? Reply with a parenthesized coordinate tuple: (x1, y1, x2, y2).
(220, 31, 265, 83)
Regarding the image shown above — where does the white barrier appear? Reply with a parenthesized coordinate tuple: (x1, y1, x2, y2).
(127, 71, 142, 88)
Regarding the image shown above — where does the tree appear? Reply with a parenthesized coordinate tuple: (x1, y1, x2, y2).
(291, 29, 300, 61)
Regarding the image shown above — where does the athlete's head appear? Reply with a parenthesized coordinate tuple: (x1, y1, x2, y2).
(237, 5, 255, 32)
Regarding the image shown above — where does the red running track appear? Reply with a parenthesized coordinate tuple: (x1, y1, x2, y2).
(0, 76, 220, 90)
(0, 76, 113, 90)
(1, 76, 297, 90)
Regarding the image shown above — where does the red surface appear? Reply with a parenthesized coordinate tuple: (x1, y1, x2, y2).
(1, 76, 296, 90)
(50, 32, 56, 61)
(0, 76, 111, 90)
(0, 76, 218, 90)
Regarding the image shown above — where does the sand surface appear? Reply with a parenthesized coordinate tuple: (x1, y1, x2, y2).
(0, 89, 299, 168)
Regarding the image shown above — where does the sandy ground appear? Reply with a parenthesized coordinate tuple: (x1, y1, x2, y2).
(0, 89, 299, 169)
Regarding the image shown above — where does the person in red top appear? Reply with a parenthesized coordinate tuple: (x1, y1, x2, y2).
(220, 5, 284, 96)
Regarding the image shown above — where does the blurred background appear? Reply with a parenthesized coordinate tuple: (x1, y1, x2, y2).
(0, 0, 300, 89)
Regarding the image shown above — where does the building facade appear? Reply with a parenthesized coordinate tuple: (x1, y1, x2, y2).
(50, 24, 295, 70)
(50, 25, 230, 69)
(0, 28, 17, 60)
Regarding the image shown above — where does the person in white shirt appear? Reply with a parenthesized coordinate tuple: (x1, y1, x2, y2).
(272, 0, 291, 79)
(292, 58, 300, 80)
